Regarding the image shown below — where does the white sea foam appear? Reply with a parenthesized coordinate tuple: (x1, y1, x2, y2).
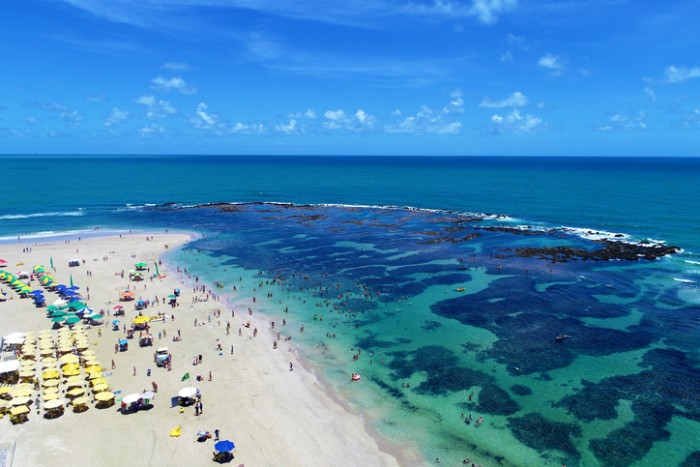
(673, 278, 696, 283)
(0, 211, 84, 220)
(685, 260, 700, 266)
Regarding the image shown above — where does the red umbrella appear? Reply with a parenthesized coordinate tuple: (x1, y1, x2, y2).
(113, 305, 124, 310)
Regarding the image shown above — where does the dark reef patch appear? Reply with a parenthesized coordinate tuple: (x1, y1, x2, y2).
(386, 345, 520, 416)
(556, 348, 700, 465)
(510, 384, 533, 396)
(508, 413, 582, 459)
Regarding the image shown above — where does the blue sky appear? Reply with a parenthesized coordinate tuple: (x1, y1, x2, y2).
(1, 1, 699, 156)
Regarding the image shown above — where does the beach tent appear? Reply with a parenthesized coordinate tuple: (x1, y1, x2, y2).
(0, 360, 21, 375)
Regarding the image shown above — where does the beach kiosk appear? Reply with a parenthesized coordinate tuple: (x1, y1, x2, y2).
(155, 347, 170, 367)
(118, 339, 128, 352)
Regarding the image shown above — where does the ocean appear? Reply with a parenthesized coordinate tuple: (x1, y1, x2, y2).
(2, 155, 699, 466)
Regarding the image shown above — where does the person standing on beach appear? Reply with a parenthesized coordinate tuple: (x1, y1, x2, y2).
(290, 362, 293, 371)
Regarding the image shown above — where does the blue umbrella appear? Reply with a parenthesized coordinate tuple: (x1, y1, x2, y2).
(214, 440, 235, 453)
(112, 320, 120, 325)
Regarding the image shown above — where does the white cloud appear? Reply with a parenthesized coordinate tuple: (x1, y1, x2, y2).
(471, 0, 518, 25)
(24, 116, 39, 126)
(664, 65, 700, 84)
(60, 110, 82, 126)
(538, 53, 564, 75)
(644, 87, 656, 103)
(490, 109, 544, 134)
(136, 94, 156, 106)
(195, 102, 216, 126)
(304, 109, 317, 119)
(401, 0, 517, 25)
(140, 124, 165, 137)
(682, 109, 700, 128)
(136, 94, 177, 119)
(163, 62, 189, 71)
(385, 103, 462, 135)
(598, 111, 646, 132)
(151, 76, 196, 94)
(104, 108, 128, 127)
(479, 91, 528, 108)
(275, 119, 301, 134)
(86, 94, 106, 102)
(322, 108, 377, 131)
(230, 122, 266, 134)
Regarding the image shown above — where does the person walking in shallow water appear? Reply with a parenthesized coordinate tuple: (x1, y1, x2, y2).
(290, 362, 293, 371)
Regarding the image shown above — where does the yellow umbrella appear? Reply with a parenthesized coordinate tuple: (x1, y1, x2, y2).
(88, 371, 103, 380)
(75, 341, 89, 350)
(40, 348, 54, 357)
(95, 391, 114, 401)
(43, 387, 59, 395)
(65, 376, 83, 387)
(67, 387, 84, 397)
(44, 399, 64, 410)
(61, 362, 80, 371)
(11, 387, 32, 398)
(81, 349, 95, 356)
(85, 365, 103, 374)
(90, 377, 107, 387)
(42, 379, 60, 388)
(38, 340, 54, 348)
(63, 368, 80, 377)
(10, 405, 29, 416)
(19, 369, 35, 378)
(83, 358, 99, 367)
(133, 315, 150, 325)
(92, 383, 109, 393)
(43, 392, 59, 401)
(0, 386, 13, 395)
(42, 369, 60, 380)
(42, 357, 57, 364)
(11, 396, 31, 406)
(72, 396, 88, 406)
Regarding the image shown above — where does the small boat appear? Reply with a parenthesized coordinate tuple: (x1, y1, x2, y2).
(455, 287, 465, 292)
(555, 334, 571, 342)
(351, 373, 361, 381)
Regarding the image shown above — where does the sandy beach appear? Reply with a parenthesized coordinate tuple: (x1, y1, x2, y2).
(0, 233, 403, 467)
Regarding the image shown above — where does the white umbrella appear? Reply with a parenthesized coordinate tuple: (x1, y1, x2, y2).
(177, 387, 199, 399)
(121, 393, 141, 405)
(52, 299, 66, 307)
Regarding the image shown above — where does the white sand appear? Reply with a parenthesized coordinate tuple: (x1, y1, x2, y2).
(0, 233, 404, 467)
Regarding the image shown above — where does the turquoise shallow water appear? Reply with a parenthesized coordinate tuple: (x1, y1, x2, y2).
(2, 155, 700, 466)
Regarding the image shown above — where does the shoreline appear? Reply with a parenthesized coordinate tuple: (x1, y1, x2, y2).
(0, 232, 405, 466)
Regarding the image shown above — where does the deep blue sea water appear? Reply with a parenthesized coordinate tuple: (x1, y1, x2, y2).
(2, 155, 699, 466)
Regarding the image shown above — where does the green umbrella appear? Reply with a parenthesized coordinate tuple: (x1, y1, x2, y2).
(47, 305, 59, 312)
(65, 316, 81, 325)
(68, 302, 87, 311)
(135, 262, 148, 269)
(50, 311, 66, 318)
(51, 316, 65, 323)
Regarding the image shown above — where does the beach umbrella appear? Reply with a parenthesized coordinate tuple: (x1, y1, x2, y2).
(90, 377, 107, 386)
(93, 383, 110, 393)
(62, 367, 80, 377)
(72, 396, 88, 407)
(122, 393, 141, 404)
(135, 262, 148, 269)
(11, 396, 31, 406)
(81, 349, 95, 357)
(42, 369, 60, 380)
(42, 379, 60, 388)
(43, 392, 58, 401)
(10, 405, 29, 416)
(214, 440, 235, 453)
(178, 387, 199, 399)
(0, 386, 13, 395)
(85, 365, 103, 373)
(43, 387, 59, 395)
(65, 376, 83, 388)
(44, 399, 64, 410)
(42, 356, 57, 364)
(94, 391, 113, 401)
(65, 316, 81, 325)
(112, 319, 120, 325)
(59, 354, 79, 365)
(51, 316, 65, 323)
(66, 387, 85, 398)
(132, 316, 150, 325)
(52, 299, 67, 307)
(11, 387, 32, 398)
